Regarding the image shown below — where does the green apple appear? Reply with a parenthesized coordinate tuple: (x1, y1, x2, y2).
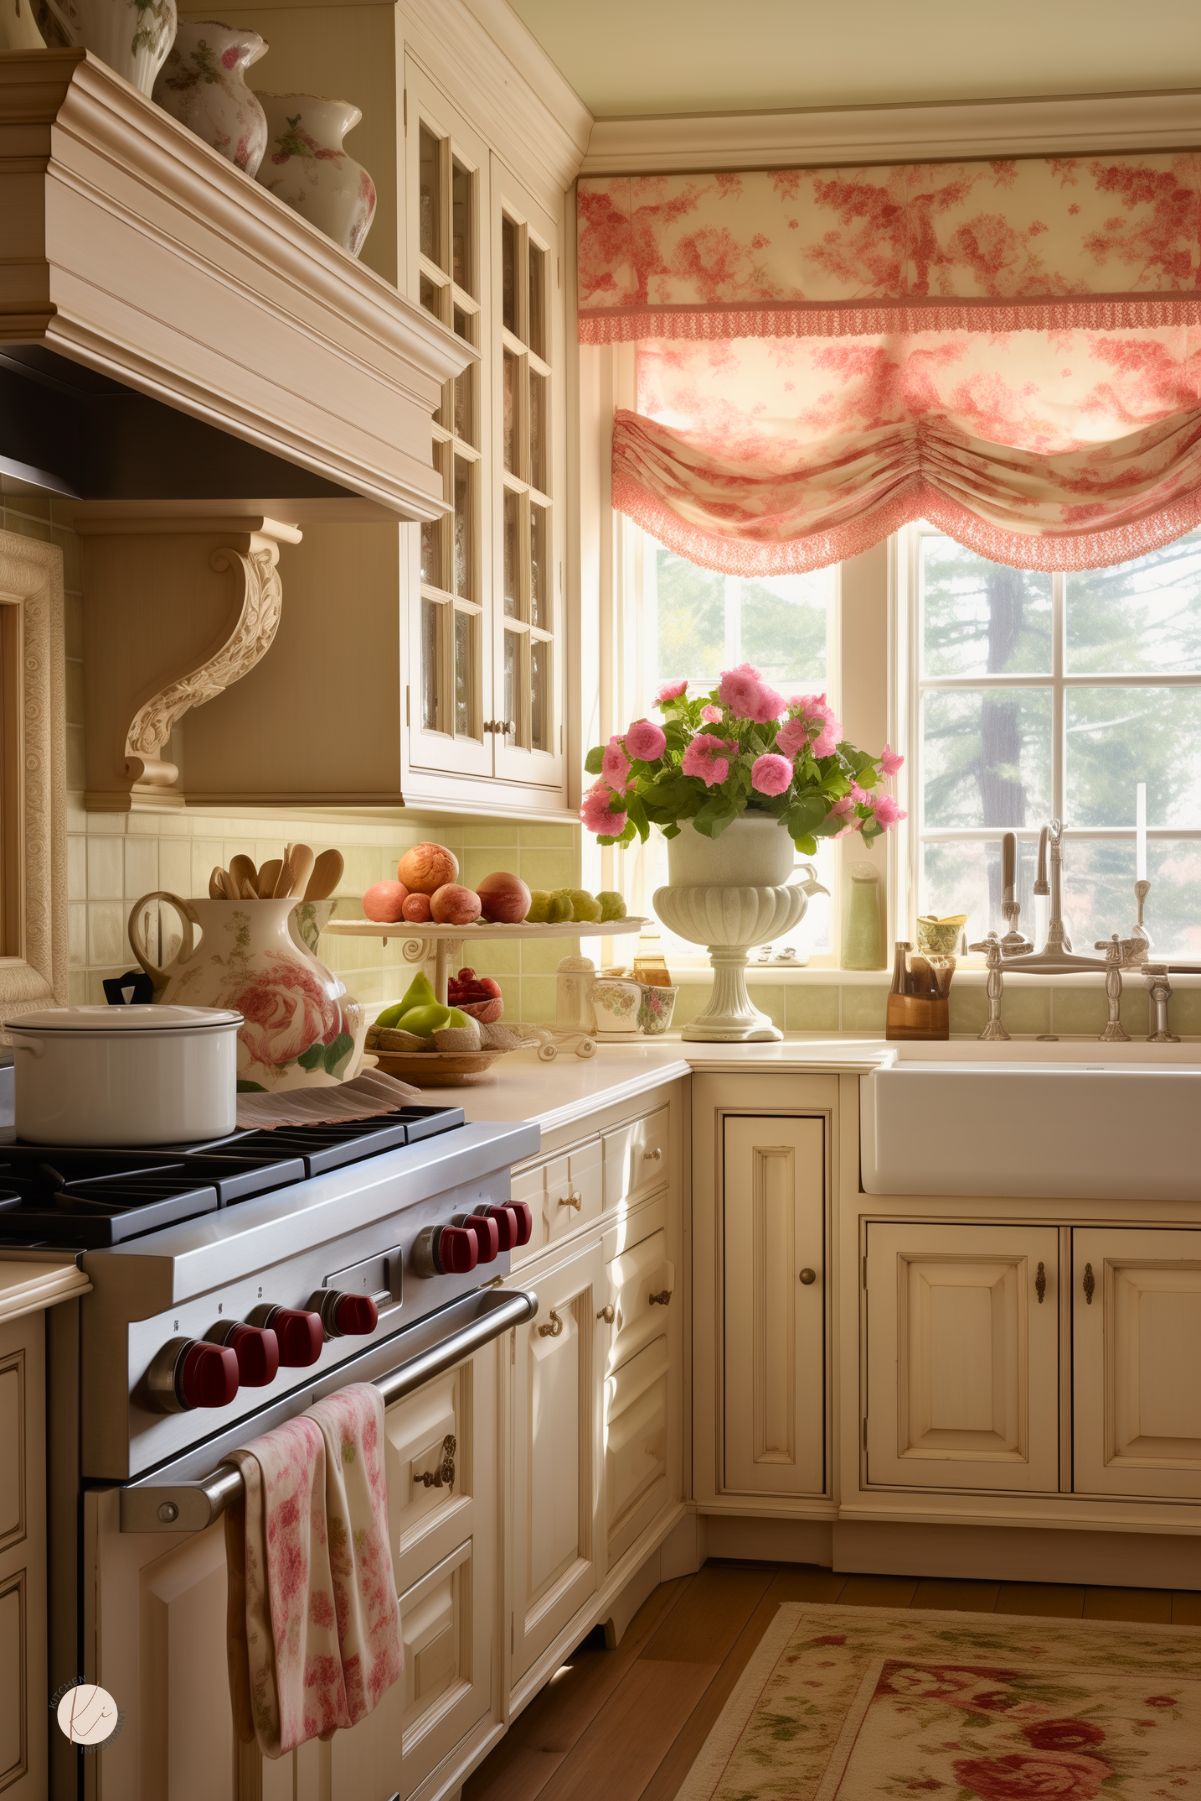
(566, 888, 602, 923)
(596, 890, 628, 921)
(525, 890, 552, 923)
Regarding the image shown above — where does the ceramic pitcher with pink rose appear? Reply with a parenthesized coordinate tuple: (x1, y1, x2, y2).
(128, 893, 366, 1094)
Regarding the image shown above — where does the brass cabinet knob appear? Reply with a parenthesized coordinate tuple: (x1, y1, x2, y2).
(1035, 1260, 1047, 1304)
(558, 1191, 583, 1212)
(643, 1147, 663, 1163)
(597, 1302, 615, 1324)
(649, 1288, 673, 1306)
(414, 1432, 457, 1489)
(538, 1308, 564, 1338)
(1083, 1262, 1096, 1305)
(799, 1268, 818, 1286)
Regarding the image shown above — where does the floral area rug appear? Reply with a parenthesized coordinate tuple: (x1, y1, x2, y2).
(674, 1603, 1200, 1801)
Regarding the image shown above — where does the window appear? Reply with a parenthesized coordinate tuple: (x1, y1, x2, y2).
(907, 526, 1201, 958)
(609, 528, 839, 960)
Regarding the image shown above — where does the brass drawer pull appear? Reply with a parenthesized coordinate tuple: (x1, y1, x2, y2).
(558, 1191, 583, 1211)
(538, 1309, 564, 1338)
(1083, 1262, 1095, 1305)
(799, 1268, 817, 1286)
(597, 1302, 615, 1324)
(642, 1147, 663, 1162)
(1035, 1261, 1047, 1304)
(414, 1433, 457, 1490)
(649, 1288, 672, 1307)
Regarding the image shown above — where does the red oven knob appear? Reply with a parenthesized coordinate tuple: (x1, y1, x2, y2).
(177, 1340, 239, 1410)
(434, 1224, 479, 1275)
(459, 1213, 501, 1263)
(484, 1202, 532, 1250)
(312, 1290, 379, 1338)
(253, 1306, 324, 1367)
(207, 1322, 279, 1387)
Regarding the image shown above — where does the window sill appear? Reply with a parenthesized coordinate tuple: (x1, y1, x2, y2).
(668, 963, 1201, 987)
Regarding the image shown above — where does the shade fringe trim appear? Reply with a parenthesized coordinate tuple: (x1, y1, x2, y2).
(581, 295, 1201, 345)
(612, 469, 1201, 574)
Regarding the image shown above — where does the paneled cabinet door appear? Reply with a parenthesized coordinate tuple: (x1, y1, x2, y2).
(405, 63, 494, 782)
(0, 1314, 45, 1801)
(1073, 1227, 1201, 1501)
(510, 1246, 602, 1682)
(865, 1223, 1060, 1493)
(489, 158, 564, 793)
(722, 1115, 826, 1497)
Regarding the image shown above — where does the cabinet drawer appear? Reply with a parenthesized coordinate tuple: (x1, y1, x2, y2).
(542, 1138, 603, 1249)
(601, 1197, 675, 1371)
(604, 1105, 670, 1212)
(383, 1367, 470, 1562)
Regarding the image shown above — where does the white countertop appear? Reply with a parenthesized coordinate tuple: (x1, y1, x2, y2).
(0, 1253, 90, 1325)
(408, 1034, 889, 1133)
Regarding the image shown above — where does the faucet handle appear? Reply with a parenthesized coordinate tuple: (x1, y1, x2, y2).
(969, 932, 1004, 966)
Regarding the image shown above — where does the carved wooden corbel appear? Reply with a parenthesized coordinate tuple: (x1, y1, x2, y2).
(79, 515, 302, 811)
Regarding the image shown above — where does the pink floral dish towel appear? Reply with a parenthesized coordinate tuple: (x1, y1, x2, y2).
(225, 1383, 403, 1756)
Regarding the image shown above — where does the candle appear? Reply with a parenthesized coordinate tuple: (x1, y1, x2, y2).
(1136, 782, 1147, 882)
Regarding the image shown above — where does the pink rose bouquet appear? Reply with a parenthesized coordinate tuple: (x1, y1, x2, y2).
(582, 665, 904, 853)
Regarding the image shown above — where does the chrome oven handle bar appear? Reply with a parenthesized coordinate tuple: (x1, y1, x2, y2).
(119, 1286, 537, 1534)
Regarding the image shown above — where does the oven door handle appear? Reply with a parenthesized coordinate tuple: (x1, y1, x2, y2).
(119, 1285, 537, 1534)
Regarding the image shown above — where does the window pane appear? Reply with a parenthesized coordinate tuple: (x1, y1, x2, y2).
(1066, 686, 1201, 827)
(530, 503, 548, 630)
(418, 126, 440, 265)
(453, 608, 475, 738)
(920, 536, 1052, 677)
(920, 837, 1041, 946)
(1055, 838, 1134, 953)
(1149, 839, 1201, 959)
(503, 490, 519, 616)
(501, 215, 517, 335)
(529, 368, 547, 493)
(531, 638, 548, 752)
(452, 305, 475, 445)
(528, 242, 546, 357)
(503, 630, 517, 743)
(922, 687, 1052, 828)
(421, 599, 441, 731)
(1067, 531, 1201, 674)
(451, 158, 472, 292)
(452, 459, 474, 600)
(502, 350, 518, 474)
(650, 543, 832, 697)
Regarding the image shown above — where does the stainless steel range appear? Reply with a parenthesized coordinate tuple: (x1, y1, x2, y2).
(0, 1069, 539, 1794)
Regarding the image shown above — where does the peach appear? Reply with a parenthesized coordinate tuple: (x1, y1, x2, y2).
(401, 892, 433, 923)
(397, 841, 459, 895)
(430, 883, 482, 926)
(476, 871, 532, 923)
(362, 879, 409, 922)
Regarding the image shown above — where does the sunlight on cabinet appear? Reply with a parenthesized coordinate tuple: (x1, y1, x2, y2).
(601, 1193, 680, 1562)
(0, 1314, 45, 1801)
(865, 1223, 1060, 1494)
(1074, 1227, 1201, 1500)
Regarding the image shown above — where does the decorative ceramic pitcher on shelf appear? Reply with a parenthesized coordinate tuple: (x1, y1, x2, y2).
(35, 0, 178, 95)
(128, 892, 366, 1094)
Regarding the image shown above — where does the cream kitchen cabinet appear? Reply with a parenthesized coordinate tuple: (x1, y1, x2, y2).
(0, 1310, 47, 1801)
(1073, 1227, 1201, 1501)
(692, 1078, 835, 1507)
(863, 1222, 1061, 1495)
(509, 1243, 604, 1683)
(86, 1340, 501, 1801)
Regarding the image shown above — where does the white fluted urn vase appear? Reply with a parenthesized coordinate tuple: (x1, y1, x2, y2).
(654, 818, 827, 1042)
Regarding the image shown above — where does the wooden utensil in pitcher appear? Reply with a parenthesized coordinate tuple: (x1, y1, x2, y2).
(304, 849, 344, 902)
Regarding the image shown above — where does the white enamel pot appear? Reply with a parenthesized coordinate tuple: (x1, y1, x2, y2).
(3, 1005, 242, 1145)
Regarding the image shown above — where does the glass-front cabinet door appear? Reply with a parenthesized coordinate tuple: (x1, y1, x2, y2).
(491, 161, 564, 791)
(405, 70, 493, 780)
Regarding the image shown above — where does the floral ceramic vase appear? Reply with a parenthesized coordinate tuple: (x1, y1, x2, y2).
(127, 892, 366, 1094)
(35, 0, 178, 95)
(256, 94, 377, 258)
(153, 19, 268, 176)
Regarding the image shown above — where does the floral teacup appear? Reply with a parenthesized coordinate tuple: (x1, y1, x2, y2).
(637, 984, 677, 1035)
(590, 976, 642, 1037)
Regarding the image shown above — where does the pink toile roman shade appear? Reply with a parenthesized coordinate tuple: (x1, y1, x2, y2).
(578, 155, 1201, 571)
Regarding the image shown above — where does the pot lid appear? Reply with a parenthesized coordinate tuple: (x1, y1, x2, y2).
(5, 1005, 243, 1033)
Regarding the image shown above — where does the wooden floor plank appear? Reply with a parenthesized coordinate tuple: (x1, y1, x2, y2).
(911, 1578, 999, 1613)
(639, 1562, 773, 1665)
(992, 1582, 1085, 1619)
(1171, 1591, 1201, 1626)
(836, 1573, 919, 1608)
(463, 1739, 563, 1801)
(510, 1578, 690, 1755)
(1083, 1586, 1173, 1623)
(535, 1659, 718, 1801)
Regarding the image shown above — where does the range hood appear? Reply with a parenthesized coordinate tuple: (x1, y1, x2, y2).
(0, 48, 470, 520)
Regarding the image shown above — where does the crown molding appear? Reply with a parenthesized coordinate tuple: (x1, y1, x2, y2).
(401, 0, 592, 197)
(581, 87, 1201, 175)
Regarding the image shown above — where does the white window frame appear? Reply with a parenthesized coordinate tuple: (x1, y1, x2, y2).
(896, 521, 1201, 951)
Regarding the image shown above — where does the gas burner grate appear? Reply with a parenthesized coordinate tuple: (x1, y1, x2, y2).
(0, 1105, 467, 1247)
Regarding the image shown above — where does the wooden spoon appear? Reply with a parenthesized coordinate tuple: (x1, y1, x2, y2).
(272, 844, 295, 898)
(229, 853, 258, 898)
(305, 848, 344, 902)
(285, 843, 315, 901)
(208, 866, 226, 900)
(257, 859, 282, 899)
